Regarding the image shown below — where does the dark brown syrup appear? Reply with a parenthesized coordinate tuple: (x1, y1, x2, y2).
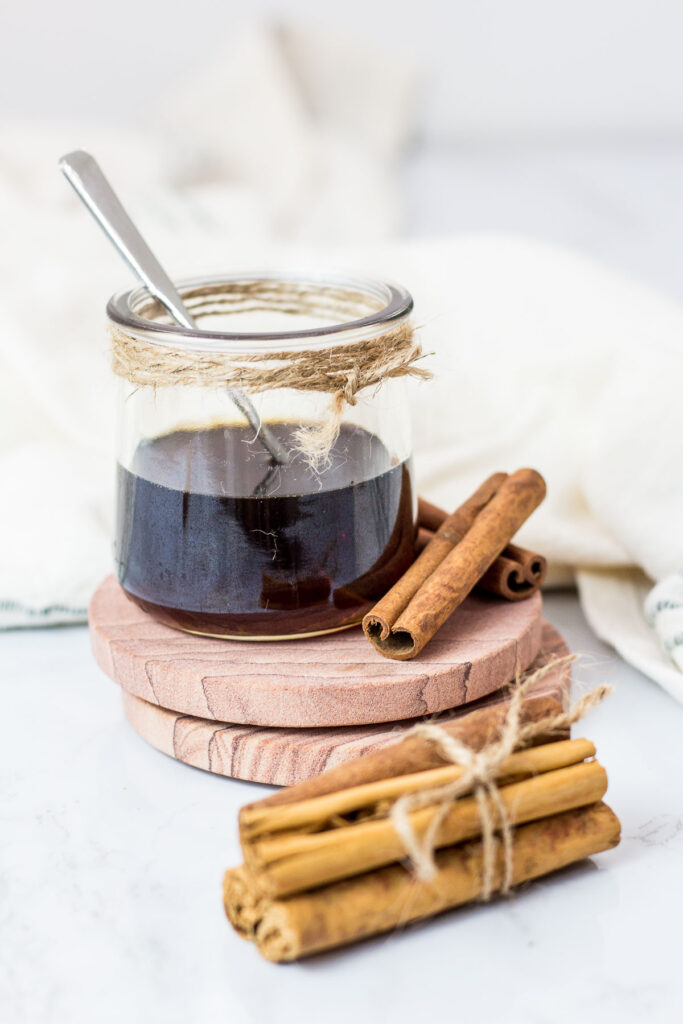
(115, 422, 415, 637)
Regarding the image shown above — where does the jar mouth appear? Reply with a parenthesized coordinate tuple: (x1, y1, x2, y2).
(106, 270, 413, 353)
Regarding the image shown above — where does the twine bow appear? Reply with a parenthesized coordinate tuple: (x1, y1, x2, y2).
(390, 656, 611, 899)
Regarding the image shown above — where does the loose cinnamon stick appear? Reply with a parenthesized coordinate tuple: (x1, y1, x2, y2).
(232, 802, 620, 961)
(415, 526, 435, 552)
(244, 758, 607, 898)
(417, 498, 548, 600)
(505, 542, 547, 583)
(417, 496, 450, 534)
(479, 553, 545, 600)
(366, 473, 505, 641)
(364, 469, 546, 660)
(418, 531, 546, 600)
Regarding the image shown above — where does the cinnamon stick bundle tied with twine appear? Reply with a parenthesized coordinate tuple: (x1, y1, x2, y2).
(109, 278, 432, 466)
(363, 469, 546, 660)
(224, 664, 621, 962)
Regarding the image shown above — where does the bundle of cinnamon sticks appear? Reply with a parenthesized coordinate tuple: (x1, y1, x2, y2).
(364, 469, 548, 660)
(223, 695, 621, 962)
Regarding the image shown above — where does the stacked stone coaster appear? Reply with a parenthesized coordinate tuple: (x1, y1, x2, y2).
(122, 623, 569, 785)
(89, 576, 563, 786)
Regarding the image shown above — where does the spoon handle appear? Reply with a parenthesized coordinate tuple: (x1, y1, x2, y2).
(60, 150, 196, 329)
(59, 150, 289, 464)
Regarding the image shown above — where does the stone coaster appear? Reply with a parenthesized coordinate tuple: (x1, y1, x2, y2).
(122, 622, 569, 786)
(90, 576, 543, 728)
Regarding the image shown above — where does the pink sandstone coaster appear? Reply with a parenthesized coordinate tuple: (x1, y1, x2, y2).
(121, 622, 570, 786)
(90, 576, 543, 728)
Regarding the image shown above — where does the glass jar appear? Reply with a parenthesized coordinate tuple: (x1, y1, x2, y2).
(107, 272, 417, 639)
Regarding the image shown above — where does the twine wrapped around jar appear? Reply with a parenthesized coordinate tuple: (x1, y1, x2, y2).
(108, 279, 432, 464)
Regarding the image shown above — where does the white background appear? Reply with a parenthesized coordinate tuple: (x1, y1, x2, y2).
(3, 0, 683, 139)
(4, 0, 683, 298)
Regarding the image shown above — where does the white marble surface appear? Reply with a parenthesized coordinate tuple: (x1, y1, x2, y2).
(2, 591, 683, 1024)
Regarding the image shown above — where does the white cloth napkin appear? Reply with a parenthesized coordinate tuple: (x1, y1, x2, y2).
(645, 573, 683, 675)
(1, 25, 682, 702)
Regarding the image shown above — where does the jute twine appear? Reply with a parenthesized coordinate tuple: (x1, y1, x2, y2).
(390, 656, 611, 898)
(109, 280, 432, 465)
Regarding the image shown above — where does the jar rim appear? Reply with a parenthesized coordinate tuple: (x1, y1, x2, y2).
(106, 270, 413, 352)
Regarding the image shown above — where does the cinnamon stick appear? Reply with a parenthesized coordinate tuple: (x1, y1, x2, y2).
(364, 469, 546, 659)
(417, 496, 449, 534)
(223, 866, 268, 940)
(418, 532, 546, 600)
(505, 542, 547, 583)
(369, 473, 505, 637)
(228, 802, 621, 961)
(418, 498, 548, 600)
(479, 552, 546, 600)
(415, 526, 435, 552)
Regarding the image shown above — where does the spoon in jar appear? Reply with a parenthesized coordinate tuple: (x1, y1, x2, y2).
(58, 149, 289, 465)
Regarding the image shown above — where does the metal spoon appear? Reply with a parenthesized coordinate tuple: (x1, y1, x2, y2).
(58, 149, 289, 465)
